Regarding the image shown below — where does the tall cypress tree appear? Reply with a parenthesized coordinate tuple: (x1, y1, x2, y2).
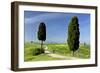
(38, 22, 46, 53)
(67, 16, 80, 56)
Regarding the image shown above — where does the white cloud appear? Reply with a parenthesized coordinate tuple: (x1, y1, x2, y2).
(24, 12, 65, 24)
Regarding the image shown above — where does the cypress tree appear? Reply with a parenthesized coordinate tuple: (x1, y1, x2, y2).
(67, 16, 80, 56)
(37, 22, 46, 53)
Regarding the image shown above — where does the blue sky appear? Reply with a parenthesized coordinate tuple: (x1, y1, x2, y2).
(24, 11, 90, 44)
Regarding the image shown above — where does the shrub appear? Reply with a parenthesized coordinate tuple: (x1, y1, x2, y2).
(33, 48, 44, 56)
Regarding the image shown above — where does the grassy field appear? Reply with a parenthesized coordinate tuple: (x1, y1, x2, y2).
(47, 44, 90, 58)
(24, 42, 90, 61)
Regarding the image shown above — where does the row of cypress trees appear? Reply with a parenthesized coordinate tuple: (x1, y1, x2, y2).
(37, 16, 80, 56)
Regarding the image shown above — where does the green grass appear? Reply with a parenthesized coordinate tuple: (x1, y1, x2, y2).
(25, 53, 63, 61)
(24, 42, 90, 61)
(47, 44, 70, 56)
(47, 44, 90, 59)
(24, 42, 63, 61)
(78, 45, 90, 58)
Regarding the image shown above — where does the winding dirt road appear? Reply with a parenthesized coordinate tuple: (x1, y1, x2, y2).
(44, 46, 78, 60)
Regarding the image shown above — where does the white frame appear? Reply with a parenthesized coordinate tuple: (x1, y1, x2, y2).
(19, 5, 95, 68)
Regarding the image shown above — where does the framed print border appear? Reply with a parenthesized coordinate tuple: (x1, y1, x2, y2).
(11, 1, 98, 71)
